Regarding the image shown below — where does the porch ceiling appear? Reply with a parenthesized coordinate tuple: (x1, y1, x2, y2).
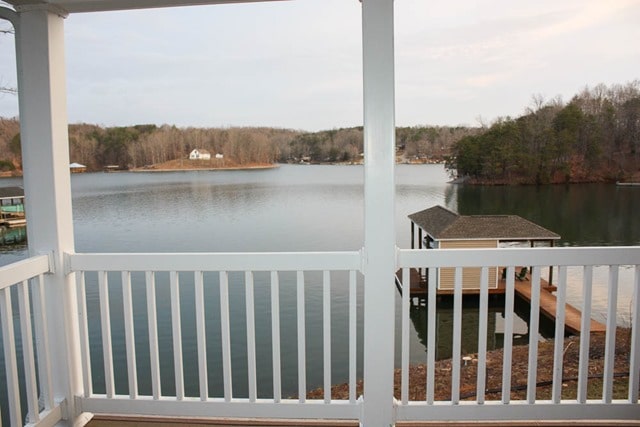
(3, 0, 285, 14)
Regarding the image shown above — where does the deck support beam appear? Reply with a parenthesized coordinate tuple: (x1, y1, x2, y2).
(361, 0, 396, 426)
(15, 6, 82, 421)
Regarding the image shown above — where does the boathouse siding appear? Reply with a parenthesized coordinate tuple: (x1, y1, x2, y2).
(439, 239, 498, 289)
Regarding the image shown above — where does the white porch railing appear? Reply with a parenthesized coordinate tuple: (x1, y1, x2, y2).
(397, 246, 640, 422)
(2, 247, 640, 425)
(0, 254, 64, 427)
(65, 251, 362, 421)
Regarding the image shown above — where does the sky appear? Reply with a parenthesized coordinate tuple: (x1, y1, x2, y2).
(0, 0, 639, 131)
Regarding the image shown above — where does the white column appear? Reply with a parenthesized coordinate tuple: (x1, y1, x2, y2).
(361, 0, 396, 425)
(15, 5, 83, 420)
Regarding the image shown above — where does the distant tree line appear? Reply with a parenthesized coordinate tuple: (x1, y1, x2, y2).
(284, 126, 479, 164)
(2, 81, 638, 180)
(0, 119, 471, 172)
(0, 117, 19, 172)
(67, 124, 295, 170)
(448, 81, 640, 184)
(0, 122, 300, 171)
(396, 126, 480, 161)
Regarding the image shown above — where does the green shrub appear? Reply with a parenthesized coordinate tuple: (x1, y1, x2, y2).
(0, 160, 16, 171)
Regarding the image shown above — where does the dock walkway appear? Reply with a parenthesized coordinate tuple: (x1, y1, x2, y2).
(395, 268, 606, 334)
(513, 280, 606, 334)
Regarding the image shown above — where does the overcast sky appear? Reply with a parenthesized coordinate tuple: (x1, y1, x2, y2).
(0, 0, 639, 131)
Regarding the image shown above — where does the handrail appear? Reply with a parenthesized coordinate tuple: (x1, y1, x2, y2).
(0, 254, 51, 290)
(67, 250, 363, 273)
(395, 245, 640, 422)
(57, 247, 640, 423)
(0, 254, 56, 426)
(69, 250, 363, 419)
(398, 246, 640, 268)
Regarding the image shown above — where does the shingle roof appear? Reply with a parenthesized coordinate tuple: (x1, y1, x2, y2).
(0, 186, 24, 200)
(409, 205, 560, 240)
(408, 205, 458, 237)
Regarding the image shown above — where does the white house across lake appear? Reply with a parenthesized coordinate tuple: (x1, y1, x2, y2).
(188, 148, 211, 160)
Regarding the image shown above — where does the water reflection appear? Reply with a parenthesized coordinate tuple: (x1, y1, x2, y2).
(408, 296, 556, 360)
(455, 183, 640, 246)
(0, 226, 26, 247)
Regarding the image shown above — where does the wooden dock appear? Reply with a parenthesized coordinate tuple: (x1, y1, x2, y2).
(513, 280, 605, 334)
(395, 268, 606, 334)
(0, 218, 26, 227)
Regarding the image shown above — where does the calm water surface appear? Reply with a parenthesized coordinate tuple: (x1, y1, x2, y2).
(1, 165, 638, 405)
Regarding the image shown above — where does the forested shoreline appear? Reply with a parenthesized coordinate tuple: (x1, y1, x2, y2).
(447, 81, 640, 184)
(0, 119, 473, 173)
(1, 81, 638, 183)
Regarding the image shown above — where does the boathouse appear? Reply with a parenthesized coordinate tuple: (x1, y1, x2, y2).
(408, 205, 560, 290)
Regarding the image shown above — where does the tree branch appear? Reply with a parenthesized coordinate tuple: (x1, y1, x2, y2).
(0, 86, 17, 95)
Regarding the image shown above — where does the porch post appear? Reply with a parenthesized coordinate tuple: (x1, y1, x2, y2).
(411, 222, 415, 249)
(15, 5, 82, 420)
(361, 0, 396, 425)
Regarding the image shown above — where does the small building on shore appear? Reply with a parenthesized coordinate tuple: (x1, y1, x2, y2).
(69, 162, 87, 173)
(408, 205, 560, 291)
(189, 149, 211, 160)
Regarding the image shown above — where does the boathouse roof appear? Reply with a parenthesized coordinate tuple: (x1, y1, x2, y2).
(409, 205, 560, 241)
(0, 186, 24, 200)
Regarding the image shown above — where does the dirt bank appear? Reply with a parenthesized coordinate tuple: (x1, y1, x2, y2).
(307, 329, 636, 401)
(131, 158, 278, 172)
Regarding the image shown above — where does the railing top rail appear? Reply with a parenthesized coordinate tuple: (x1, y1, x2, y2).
(0, 254, 50, 290)
(398, 246, 640, 268)
(67, 251, 363, 273)
(66, 246, 640, 272)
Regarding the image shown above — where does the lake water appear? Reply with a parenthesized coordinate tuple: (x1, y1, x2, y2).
(0, 164, 638, 405)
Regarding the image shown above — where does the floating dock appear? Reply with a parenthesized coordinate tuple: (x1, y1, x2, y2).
(395, 267, 606, 334)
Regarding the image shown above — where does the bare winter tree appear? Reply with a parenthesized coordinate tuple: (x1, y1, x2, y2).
(0, 21, 16, 95)
(0, 81, 16, 95)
